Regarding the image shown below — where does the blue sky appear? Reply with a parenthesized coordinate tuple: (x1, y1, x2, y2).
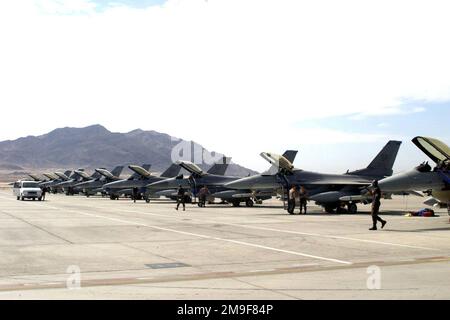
(289, 103, 450, 174)
(296, 103, 450, 139)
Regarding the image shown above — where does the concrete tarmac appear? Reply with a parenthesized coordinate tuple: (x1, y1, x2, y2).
(0, 191, 449, 300)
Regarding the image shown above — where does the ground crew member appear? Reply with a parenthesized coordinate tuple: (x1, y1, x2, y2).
(198, 185, 210, 207)
(132, 187, 139, 203)
(288, 185, 297, 214)
(369, 180, 387, 230)
(299, 185, 308, 214)
(41, 187, 47, 201)
(176, 185, 186, 211)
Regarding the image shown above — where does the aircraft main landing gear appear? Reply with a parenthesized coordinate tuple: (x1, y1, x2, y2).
(245, 199, 254, 207)
(347, 203, 358, 214)
(324, 205, 335, 214)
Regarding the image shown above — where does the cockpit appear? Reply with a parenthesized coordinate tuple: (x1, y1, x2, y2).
(415, 161, 432, 173)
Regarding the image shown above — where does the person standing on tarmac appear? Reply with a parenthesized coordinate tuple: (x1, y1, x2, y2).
(299, 185, 308, 215)
(41, 187, 47, 201)
(288, 185, 297, 214)
(198, 185, 210, 208)
(176, 185, 186, 211)
(132, 187, 139, 203)
(369, 180, 387, 231)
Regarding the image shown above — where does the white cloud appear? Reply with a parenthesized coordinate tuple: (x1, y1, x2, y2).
(349, 106, 426, 120)
(0, 0, 449, 170)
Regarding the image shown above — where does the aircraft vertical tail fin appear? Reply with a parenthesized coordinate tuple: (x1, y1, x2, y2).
(110, 166, 124, 178)
(64, 170, 73, 179)
(282, 150, 298, 163)
(90, 171, 102, 179)
(349, 141, 402, 178)
(207, 157, 231, 176)
(161, 163, 182, 178)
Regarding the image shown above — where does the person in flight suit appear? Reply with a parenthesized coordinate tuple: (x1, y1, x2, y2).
(198, 185, 210, 207)
(299, 185, 308, 215)
(176, 185, 186, 211)
(369, 180, 387, 231)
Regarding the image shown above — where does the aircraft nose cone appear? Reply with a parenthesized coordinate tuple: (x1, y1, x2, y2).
(378, 170, 417, 192)
(379, 169, 444, 192)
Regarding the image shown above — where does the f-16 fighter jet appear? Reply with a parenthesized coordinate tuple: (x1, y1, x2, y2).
(102, 163, 182, 201)
(146, 152, 298, 207)
(74, 166, 124, 196)
(379, 136, 449, 214)
(225, 141, 402, 213)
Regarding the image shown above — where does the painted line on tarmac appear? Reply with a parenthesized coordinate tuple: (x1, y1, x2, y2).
(13, 200, 351, 265)
(116, 208, 441, 252)
(62, 208, 353, 265)
(218, 225, 441, 252)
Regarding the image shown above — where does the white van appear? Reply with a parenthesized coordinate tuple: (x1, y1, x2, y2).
(13, 181, 43, 201)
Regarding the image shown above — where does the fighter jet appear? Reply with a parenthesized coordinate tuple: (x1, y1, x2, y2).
(379, 137, 450, 214)
(225, 141, 402, 213)
(102, 164, 152, 199)
(212, 151, 299, 206)
(102, 163, 183, 201)
(145, 153, 300, 207)
(39, 171, 73, 193)
(56, 169, 101, 195)
(146, 160, 241, 203)
(74, 166, 124, 196)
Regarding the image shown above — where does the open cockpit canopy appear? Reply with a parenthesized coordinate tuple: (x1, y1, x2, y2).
(412, 137, 450, 165)
(128, 165, 152, 178)
(175, 161, 204, 176)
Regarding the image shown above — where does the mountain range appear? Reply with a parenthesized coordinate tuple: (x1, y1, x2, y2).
(0, 125, 257, 177)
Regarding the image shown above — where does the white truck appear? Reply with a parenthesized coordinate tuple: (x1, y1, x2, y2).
(13, 181, 43, 201)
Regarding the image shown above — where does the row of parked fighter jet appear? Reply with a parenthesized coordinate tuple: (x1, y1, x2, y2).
(26, 136, 450, 214)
